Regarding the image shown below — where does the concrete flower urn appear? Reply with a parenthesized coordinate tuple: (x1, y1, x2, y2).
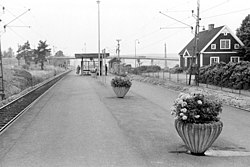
(175, 120, 223, 155)
(172, 92, 224, 156)
(112, 86, 130, 98)
(111, 76, 132, 98)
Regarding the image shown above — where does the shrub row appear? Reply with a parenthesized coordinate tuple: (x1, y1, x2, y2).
(199, 61, 250, 90)
(130, 65, 161, 75)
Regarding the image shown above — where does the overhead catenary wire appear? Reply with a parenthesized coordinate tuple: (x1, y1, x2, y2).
(203, 7, 250, 19)
(159, 11, 193, 29)
(201, 0, 230, 13)
(4, 7, 28, 26)
(4, 9, 30, 28)
(6, 27, 27, 41)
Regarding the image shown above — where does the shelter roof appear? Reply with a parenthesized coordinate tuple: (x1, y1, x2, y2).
(75, 53, 109, 59)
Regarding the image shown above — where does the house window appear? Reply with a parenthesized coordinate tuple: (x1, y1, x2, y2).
(211, 44, 216, 50)
(210, 57, 219, 65)
(231, 56, 240, 63)
(220, 39, 231, 49)
(234, 44, 240, 49)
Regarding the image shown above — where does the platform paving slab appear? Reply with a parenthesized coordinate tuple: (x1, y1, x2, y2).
(0, 72, 249, 167)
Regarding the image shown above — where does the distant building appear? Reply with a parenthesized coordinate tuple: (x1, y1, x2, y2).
(179, 24, 244, 68)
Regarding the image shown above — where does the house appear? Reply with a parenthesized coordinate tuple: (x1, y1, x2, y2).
(179, 24, 244, 68)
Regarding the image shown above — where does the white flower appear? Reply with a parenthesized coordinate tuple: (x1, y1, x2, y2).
(180, 113, 184, 116)
(170, 106, 175, 111)
(181, 102, 187, 107)
(180, 108, 187, 113)
(197, 100, 203, 105)
(182, 115, 187, 120)
(194, 115, 200, 119)
(178, 93, 185, 98)
(177, 99, 184, 105)
(186, 94, 192, 99)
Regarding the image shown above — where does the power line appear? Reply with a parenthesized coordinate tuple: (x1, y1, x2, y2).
(4, 7, 28, 26)
(7, 27, 27, 40)
(4, 9, 30, 28)
(203, 7, 250, 19)
(201, 0, 230, 13)
(138, 33, 176, 51)
(159, 11, 193, 29)
(137, 29, 161, 40)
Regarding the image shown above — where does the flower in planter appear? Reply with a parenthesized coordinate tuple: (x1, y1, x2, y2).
(173, 92, 223, 155)
(171, 92, 222, 124)
(111, 76, 132, 88)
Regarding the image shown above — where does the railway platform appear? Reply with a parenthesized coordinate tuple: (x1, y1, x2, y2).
(0, 71, 250, 167)
(0, 71, 146, 167)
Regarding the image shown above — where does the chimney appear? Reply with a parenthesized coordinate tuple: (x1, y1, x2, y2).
(208, 24, 214, 31)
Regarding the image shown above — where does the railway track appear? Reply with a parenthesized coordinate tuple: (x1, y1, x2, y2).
(0, 70, 71, 133)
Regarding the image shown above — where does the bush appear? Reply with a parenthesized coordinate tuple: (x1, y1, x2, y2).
(170, 65, 183, 74)
(22, 64, 30, 70)
(199, 61, 250, 90)
(130, 65, 161, 74)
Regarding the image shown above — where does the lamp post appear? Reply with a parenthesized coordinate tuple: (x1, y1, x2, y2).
(135, 39, 139, 68)
(97, 0, 101, 76)
(116, 39, 121, 74)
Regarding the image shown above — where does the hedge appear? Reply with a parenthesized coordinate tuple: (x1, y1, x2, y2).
(199, 61, 250, 90)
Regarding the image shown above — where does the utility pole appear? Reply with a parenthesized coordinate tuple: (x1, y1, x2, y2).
(0, 34, 4, 100)
(189, 0, 200, 85)
(164, 43, 167, 69)
(116, 39, 121, 74)
(135, 39, 139, 68)
(0, 7, 30, 100)
(97, 0, 101, 76)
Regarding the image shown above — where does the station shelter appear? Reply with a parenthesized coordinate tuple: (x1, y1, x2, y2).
(75, 53, 109, 75)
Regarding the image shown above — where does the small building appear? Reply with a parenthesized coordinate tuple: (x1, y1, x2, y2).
(179, 24, 244, 68)
(75, 53, 109, 75)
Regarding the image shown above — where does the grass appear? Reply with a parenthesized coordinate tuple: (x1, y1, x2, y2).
(0, 59, 67, 106)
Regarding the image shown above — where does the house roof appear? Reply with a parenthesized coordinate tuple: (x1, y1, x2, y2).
(108, 57, 121, 63)
(179, 26, 224, 56)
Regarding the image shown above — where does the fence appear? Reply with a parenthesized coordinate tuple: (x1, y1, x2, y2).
(141, 71, 196, 85)
(140, 71, 250, 97)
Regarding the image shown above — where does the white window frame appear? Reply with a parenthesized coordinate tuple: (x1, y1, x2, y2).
(220, 39, 231, 49)
(211, 44, 216, 50)
(230, 56, 240, 63)
(210, 57, 220, 65)
(234, 44, 240, 49)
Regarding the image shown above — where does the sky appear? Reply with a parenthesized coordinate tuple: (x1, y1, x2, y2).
(0, 0, 249, 57)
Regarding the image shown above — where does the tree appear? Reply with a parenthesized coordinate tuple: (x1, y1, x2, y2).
(16, 41, 34, 65)
(236, 14, 250, 61)
(34, 40, 51, 70)
(3, 47, 15, 58)
(16, 44, 22, 65)
(54, 50, 65, 57)
(236, 14, 250, 47)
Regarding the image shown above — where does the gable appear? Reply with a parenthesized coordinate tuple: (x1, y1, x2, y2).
(179, 26, 224, 56)
(201, 26, 244, 53)
(183, 49, 191, 57)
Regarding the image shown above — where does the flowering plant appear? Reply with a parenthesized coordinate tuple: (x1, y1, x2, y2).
(111, 76, 132, 88)
(171, 92, 222, 124)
